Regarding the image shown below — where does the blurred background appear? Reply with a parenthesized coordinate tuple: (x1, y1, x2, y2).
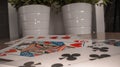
(104, 0, 120, 32)
(0, 0, 120, 40)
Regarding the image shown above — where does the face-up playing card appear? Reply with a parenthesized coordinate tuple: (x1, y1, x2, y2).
(0, 38, 92, 60)
(1, 41, 66, 57)
(3, 39, 120, 67)
(5, 47, 95, 67)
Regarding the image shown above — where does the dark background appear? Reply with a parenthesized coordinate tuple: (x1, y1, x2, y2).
(0, 0, 119, 39)
(104, 0, 120, 32)
(0, 0, 9, 39)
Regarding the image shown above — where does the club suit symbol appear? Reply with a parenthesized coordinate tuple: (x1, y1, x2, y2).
(19, 61, 41, 67)
(51, 63, 63, 67)
(92, 47, 109, 52)
(87, 46, 109, 52)
(89, 54, 111, 60)
(59, 53, 80, 61)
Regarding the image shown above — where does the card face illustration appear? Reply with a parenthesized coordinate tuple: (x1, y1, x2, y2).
(0, 38, 91, 59)
(0, 41, 66, 58)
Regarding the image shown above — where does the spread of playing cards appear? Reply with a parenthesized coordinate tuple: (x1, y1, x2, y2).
(0, 35, 120, 67)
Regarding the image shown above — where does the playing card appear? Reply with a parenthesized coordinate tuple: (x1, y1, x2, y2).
(5, 45, 102, 67)
(5, 47, 92, 67)
(69, 54, 120, 67)
(0, 38, 92, 59)
(4, 40, 120, 67)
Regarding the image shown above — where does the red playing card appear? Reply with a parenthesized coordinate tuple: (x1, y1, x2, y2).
(62, 35, 70, 39)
